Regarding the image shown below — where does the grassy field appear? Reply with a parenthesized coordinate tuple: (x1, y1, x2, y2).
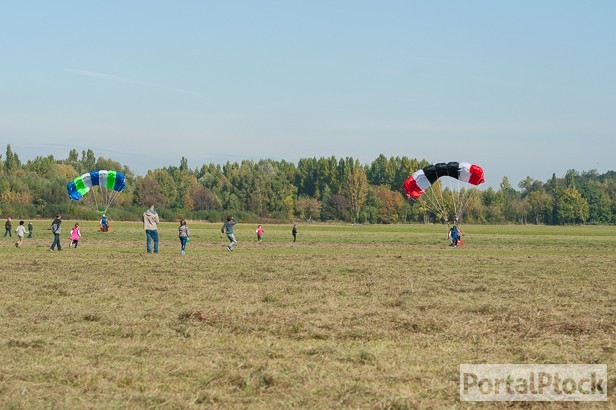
(0, 221, 614, 409)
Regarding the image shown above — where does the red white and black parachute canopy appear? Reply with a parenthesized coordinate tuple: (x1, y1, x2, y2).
(404, 162, 485, 199)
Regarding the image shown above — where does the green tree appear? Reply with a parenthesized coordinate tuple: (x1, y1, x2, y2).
(4, 144, 21, 173)
(555, 187, 589, 224)
(24, 155, 56, 177)
(344, 160, 368, 223)
(579, 181, 611, 223)
(151, 169, 179, 208)
(367, 154, 396, 188)
(527, 189, 552, 224)
(316, 156, 340, 198)
(499, 176, 519, 222)
(296, 157, 318, 197)
(81, 149, 96, 172)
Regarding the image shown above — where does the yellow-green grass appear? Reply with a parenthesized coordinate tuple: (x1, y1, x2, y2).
(1, 221, 614, 408)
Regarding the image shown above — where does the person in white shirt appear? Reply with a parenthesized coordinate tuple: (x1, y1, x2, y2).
(15, 220, 27, 247)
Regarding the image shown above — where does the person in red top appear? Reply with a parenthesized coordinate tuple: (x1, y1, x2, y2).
(256, 225, 264, 242)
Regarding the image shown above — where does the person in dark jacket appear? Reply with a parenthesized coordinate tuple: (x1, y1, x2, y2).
(49, 214, 62, 251)
(4, 216, 12, 237)
(292, 223, 298, 242)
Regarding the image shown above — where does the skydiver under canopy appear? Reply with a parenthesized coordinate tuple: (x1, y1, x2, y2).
(447, 221, 464, 247)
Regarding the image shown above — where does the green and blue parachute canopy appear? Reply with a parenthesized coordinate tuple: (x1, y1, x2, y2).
(67, 170, 126, 201)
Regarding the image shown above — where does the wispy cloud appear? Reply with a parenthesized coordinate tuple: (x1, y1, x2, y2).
(66, 69, 132, 82)
(66, 68, 198, 96)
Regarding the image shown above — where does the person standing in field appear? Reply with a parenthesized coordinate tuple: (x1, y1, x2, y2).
(49, 214, 62, 251)
(69, 223, 81, 248)
(27, 221, 33, 238)
(178, 219, 190, 254)
(292, 223, 298, 242)
(15, 220, 27, 247)
(256, 225, 264, 242)
(221, 215, 237, 251)
(4, 216, 12, 238)
(142, 204, 160, 254)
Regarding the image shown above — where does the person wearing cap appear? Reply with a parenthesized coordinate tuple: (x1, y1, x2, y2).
(49, 214, 62, 251)
(142, 204, 160, 253)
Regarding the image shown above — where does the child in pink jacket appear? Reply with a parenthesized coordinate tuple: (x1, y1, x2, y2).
(69, 223, 81, 248)
(256, 225, 264, 242)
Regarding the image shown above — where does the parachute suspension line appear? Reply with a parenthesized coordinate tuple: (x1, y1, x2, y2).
(425, 180, 449, 222)
(99, 187, 107, 214)
(435, 180, 450, 221)
(454, 187, 465, 222)
(91, 187, 101, 215)
(449, 178, 460, 222)
(426, 196, 446, 222)
(107, 189, 121, 213)
(459, 188, 474, 222)
(459, 187, 479, 222)
(419, 191, 443, 222)
(105, 186, 110, 211)
(447, 168, 460, 222)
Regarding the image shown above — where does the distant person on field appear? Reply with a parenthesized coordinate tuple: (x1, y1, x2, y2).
(69, 223, 81, 248)
(4, 216, 12, 237)
(15, 220, 27, 247)
(292, 223, 298, 242)
(27, 221, 33, 238)
(49, 214, 62, 251)
(178, 219, 190, 254)
(221, 215, 238, 251)
(100, 214, 109, 232)
(256, 225, 264, 242)
(142, 204, 160, 254)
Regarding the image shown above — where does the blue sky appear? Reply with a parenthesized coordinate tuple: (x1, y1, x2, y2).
(1, 1, 614, 188)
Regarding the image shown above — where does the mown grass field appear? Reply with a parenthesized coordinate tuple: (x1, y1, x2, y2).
(0, 221, 614, 409)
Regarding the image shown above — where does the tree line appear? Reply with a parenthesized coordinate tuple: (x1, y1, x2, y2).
(1, 145, 614, 224)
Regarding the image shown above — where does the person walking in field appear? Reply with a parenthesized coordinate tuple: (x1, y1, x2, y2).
(15, 220, 27, 247)
(256, 225, 264, 242)
(49, 214, 62, 251)
(178, 219, 190, 254)
(69, 223, 81, 248)
(27, 221, 33, 238)
(142, 204, 160, 254)
(221, 215, 237, 251)
(4, 216, 12, 238)
(292, 223, 298, 242)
